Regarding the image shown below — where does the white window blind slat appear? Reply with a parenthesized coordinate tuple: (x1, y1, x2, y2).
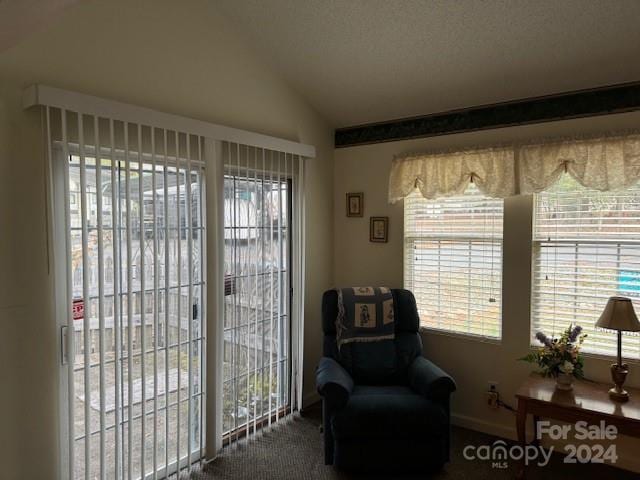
(404, 183, 504, 340)
(532, 174, 640, 359)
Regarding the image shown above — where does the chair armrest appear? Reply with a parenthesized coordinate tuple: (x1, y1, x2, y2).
(316, 357, 354, 409)
(408, 356, 456, 402)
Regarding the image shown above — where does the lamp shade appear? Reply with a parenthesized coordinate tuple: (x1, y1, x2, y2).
(596, 297, 640, 332)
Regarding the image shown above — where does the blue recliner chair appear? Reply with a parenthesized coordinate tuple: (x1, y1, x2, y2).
(316, 289, 456, 473)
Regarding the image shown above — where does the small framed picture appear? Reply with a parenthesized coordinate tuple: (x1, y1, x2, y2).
(370, 216, 388, 243)
(346, 192, 364, 217)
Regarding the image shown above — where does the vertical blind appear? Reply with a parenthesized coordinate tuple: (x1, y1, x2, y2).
(532, 174, 640, 358)
(221, 142, 305, 445)
(47, 107, 206, 479)
(404, 182, 504, 339)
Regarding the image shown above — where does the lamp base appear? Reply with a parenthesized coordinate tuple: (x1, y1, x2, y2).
(609, 386, 629, 402)
(609, 363, 630, 403)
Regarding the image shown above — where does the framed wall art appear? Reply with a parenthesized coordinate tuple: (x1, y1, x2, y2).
(370, 216, 388, 243)
(346, 192, 364, 217)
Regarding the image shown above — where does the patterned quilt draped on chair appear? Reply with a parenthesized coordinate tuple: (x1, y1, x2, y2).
(335, 287, 395, 350)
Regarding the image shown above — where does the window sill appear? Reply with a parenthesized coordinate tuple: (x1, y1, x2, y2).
(419, 326, 502, 345)
(582, 350, 640, 366)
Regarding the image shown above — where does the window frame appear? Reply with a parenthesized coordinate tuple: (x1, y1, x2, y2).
(530, 176, 640, 360)
(403, 185, 505, 342)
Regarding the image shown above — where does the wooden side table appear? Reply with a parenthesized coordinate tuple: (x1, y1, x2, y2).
(515, 374, 640, 478)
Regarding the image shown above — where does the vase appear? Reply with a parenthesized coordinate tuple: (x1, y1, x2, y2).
(556, 373, 574, 391)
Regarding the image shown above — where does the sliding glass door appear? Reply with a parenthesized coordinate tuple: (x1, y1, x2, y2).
(47, 107, 306, 478)
(51, 112, 206, 479)
(222, 146, 294, 443)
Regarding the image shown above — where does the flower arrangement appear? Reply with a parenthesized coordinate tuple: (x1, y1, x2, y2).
(520, 325, 587, 378)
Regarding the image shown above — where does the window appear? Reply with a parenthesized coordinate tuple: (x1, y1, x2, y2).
(404, 183, 504, 339)
(532, 174, 640, 358)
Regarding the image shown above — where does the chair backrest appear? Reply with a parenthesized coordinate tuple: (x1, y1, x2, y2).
(321, 288, 423, 384)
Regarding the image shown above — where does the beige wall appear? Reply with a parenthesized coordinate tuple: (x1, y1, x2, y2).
(334, 111, 640, 472)
(0, 1, 333, 478)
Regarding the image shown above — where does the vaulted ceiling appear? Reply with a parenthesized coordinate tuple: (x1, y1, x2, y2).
(216, 0, 640, 127)
(3, 1, 640, 129)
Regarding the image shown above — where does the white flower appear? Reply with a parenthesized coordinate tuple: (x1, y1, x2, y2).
(560, 361, 574, 374)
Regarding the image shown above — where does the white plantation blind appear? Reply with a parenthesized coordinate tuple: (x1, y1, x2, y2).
(532, 174, 640, 358)
(404, 183, 504, 339)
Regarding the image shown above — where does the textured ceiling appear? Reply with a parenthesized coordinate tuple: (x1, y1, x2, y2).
(216, 0, 640, 127)
(0, 0, 80, 53)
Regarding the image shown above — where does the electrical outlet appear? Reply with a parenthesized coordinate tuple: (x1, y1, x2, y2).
(486, 382, 499, 409)
(486, 391, 499, 409)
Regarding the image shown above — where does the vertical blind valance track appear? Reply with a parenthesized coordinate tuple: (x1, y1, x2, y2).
(389, 131, 640, 202)
(26, 84, 316, 158)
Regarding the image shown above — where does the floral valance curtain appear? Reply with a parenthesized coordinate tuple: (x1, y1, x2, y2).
(389, 132, 640, 203)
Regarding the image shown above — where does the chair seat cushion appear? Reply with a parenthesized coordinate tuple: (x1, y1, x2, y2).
(330, 385, 447, 440)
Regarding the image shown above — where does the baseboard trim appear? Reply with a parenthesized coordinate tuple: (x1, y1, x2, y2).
(451, 413, 518, 442)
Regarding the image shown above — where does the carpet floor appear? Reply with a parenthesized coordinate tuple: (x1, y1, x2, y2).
(183, 409, 637, 480)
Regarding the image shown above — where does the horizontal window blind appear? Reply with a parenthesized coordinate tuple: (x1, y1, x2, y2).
(532, 174, 640, 358)
(404, 183, 503, 339)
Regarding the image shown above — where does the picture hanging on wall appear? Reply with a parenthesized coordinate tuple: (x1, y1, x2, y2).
(346, 192, 364, 217)
(370, 216, 388, 243)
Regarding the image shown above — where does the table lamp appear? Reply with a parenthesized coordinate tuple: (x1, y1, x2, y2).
(596, 296, 640, 402)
